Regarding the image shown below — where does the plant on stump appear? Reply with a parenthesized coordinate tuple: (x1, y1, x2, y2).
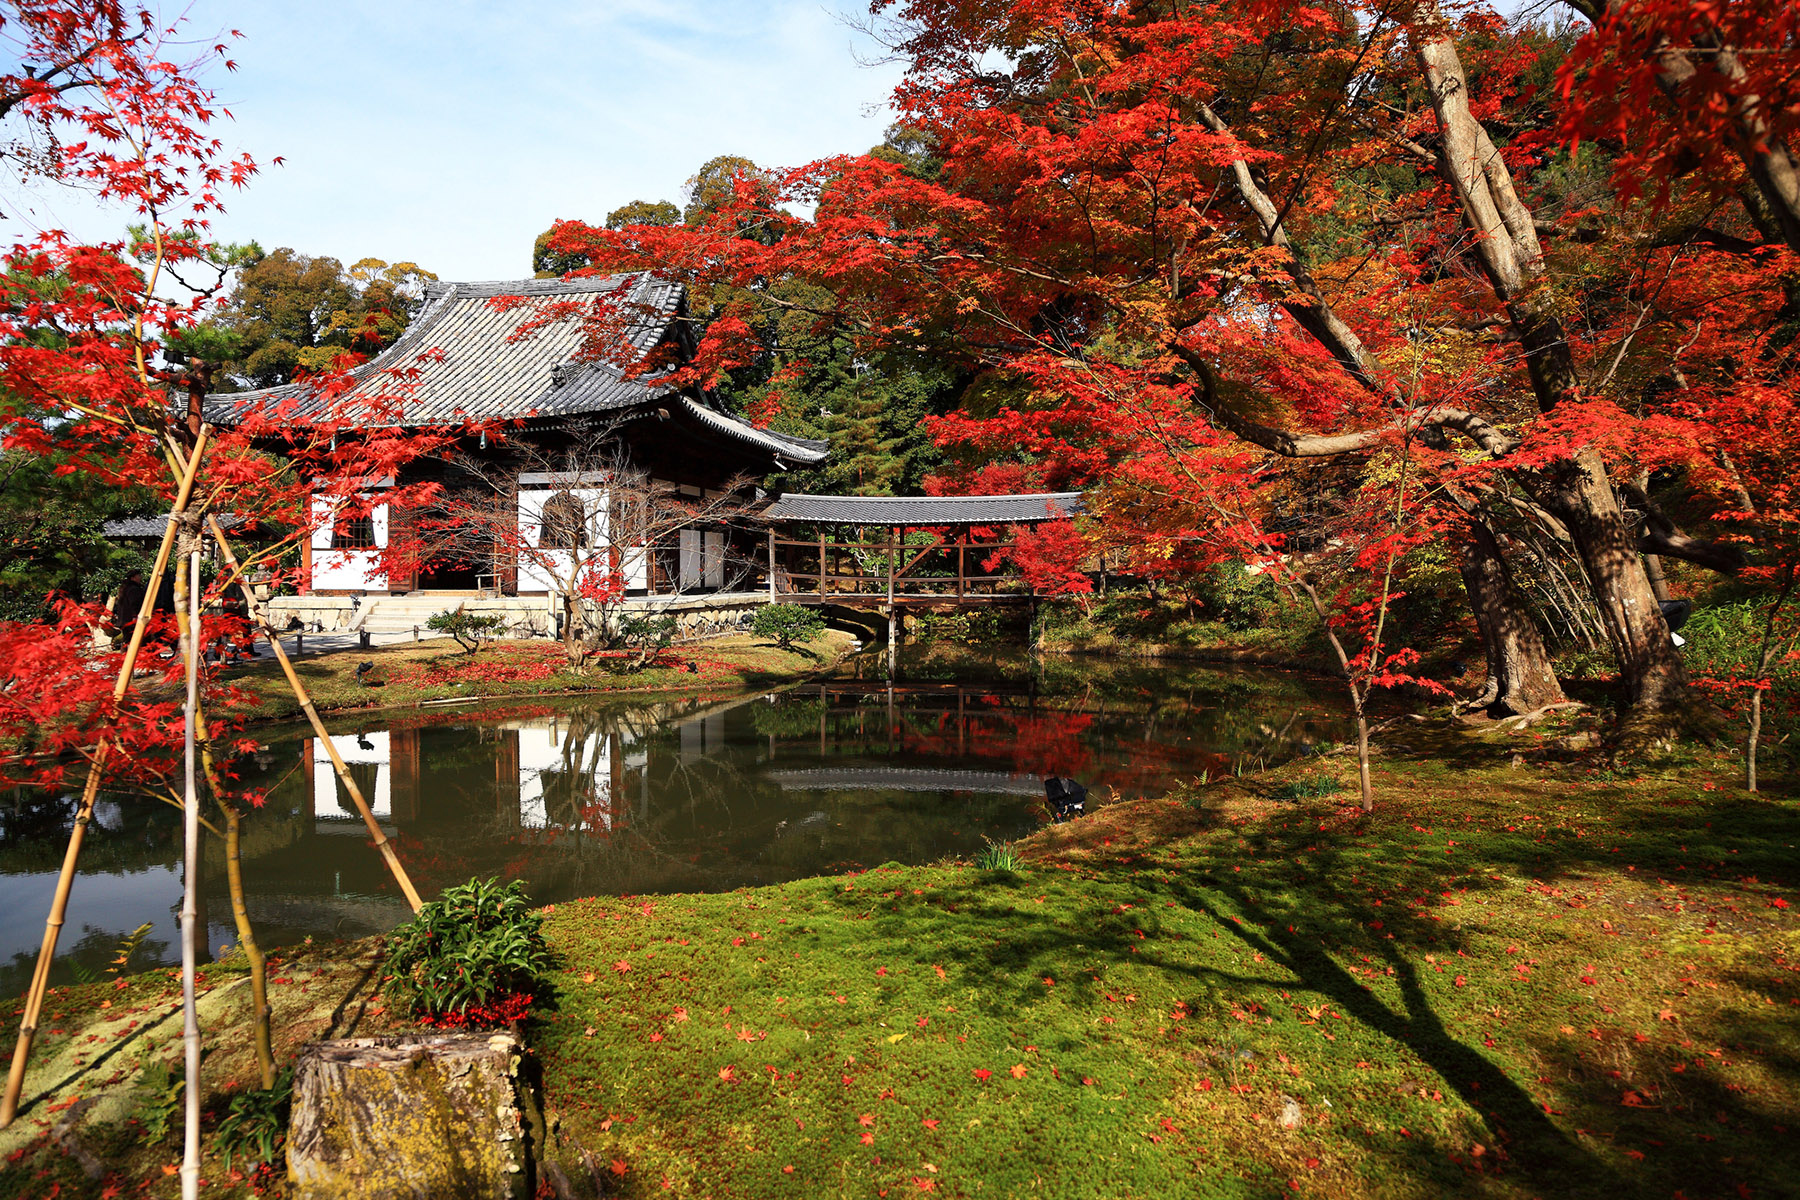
(381, 877, 554, 1024)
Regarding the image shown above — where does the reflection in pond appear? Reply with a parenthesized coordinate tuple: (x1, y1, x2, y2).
(1, 650, 1347, 989)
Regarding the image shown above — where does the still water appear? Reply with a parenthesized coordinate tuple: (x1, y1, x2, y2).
(0, 648, 1347, 989)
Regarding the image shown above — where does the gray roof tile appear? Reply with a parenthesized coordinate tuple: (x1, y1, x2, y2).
(204, 272, 687, 427)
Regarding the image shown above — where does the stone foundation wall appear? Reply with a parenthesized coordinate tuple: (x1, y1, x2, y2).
(265, 596, 357, 631)
(267, 593, 774, 641)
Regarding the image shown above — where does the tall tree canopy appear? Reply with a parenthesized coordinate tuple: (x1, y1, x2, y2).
(207, 248, 436, 389)
(543, 0, 1799, 727)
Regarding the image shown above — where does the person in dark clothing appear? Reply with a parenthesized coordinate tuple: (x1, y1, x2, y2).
(150, 569, 177, 652)
(112, 569, 147, 647)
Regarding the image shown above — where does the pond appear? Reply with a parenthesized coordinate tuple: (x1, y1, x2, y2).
(0, 647, 1348, 990)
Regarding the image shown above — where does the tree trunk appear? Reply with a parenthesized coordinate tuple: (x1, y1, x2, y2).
(1541, 450, 1690, 711)
(288, 1033, 537, 1200)
(1354, 708, 1373, 813)
(1747, 686, 1762, 793)
(1415, 21, 1690, 714)
(561, 592, 582, 668)
(1459, 518, 1565, 716)
(223, 804, 276, 1089)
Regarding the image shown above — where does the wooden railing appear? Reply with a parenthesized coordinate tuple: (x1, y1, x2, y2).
(762, 532, 1031, 603)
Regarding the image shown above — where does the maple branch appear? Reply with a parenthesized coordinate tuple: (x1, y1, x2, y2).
(1636, 225, 1765, 254)
(1174, 346, 1520, 460)
(1192, 100, 1389, 395)
(1617, 477, 1749, 574)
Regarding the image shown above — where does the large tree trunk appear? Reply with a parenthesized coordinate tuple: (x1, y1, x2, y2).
(1415, 19, 1690, 714)
(1459, 516, 1565, 716)
(1538, 450, 1689, 711)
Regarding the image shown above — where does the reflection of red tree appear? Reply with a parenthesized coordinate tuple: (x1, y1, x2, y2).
(874, 706, 1098, 778)
(1003, 713, 1094, 778)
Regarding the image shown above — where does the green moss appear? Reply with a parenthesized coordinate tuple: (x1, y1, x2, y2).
(529, 735, 1800, 1200)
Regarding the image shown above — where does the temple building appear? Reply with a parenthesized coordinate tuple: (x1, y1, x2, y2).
(206, 272, 827, 626)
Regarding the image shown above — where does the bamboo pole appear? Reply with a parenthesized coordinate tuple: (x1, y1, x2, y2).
(0, 426, 211, 1129)
(201, 513, 423, 913)
(179, 551, 201, 1200)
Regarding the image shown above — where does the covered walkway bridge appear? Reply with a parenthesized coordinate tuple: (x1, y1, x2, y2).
(756, 492, 1085, 610)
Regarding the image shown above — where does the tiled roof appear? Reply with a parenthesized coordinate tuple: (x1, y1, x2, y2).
(761, 492, 1085, 526)
(680, 398, 828, 466)
(102, 512, 243, 538)
(203, 273, 688, 427)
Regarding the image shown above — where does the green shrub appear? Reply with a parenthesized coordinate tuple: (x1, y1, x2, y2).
(381, 877, 554, 1020)
(1195, 562, 1279, 632)
(753, 602, 826, 650)
(426, 607, 508, 655)
(215, 1070, 292, 1172)
(617, 611, 677, 654)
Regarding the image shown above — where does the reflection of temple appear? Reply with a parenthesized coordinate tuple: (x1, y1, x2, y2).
(504, 717, 620, 838)
(311, 733, 396, 834)
(302, 717, 642, 842)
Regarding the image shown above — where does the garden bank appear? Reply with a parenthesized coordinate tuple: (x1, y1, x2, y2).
(219, 630, 860, 725)
(5, 713, 1796, 1199)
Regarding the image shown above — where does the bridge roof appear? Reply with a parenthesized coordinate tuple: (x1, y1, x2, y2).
(766, 767, 1045, 795)
(762, 492, 1084, 526)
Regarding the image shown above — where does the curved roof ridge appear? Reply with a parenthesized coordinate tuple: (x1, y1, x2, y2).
(761, 491, 1085, 526)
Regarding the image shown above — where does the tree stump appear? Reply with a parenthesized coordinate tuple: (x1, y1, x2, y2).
(287, 1033, 534, 1200)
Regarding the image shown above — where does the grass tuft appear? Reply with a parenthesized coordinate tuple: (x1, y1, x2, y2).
(970, 839, 1024, 872)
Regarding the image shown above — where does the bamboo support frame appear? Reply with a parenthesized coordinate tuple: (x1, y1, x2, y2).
(0, 427, 211, 1129)
(201, 514, 423, 912)
(179, 551, 201, 1200)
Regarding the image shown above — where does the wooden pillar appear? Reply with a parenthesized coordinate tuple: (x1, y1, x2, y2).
(956, 531, 965, 600)
(768, 529, 777, 600)
(818, 531, 827, 597)
(495, 730, 520, 829)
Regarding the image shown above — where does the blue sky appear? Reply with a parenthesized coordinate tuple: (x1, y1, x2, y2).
(2, 1, 905, 282)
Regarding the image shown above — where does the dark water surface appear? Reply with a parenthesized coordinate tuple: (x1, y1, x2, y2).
(1, 648, 1347, 989)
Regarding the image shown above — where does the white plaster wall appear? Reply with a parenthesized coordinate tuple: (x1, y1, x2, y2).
(517, 487, 608, 595)
(310, 494, 388, 592)
(704, 530, 726, 589)
(679, 528, 702, 589)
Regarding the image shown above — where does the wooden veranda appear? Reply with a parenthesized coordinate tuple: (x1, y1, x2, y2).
(754, 492, 1085, 610)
